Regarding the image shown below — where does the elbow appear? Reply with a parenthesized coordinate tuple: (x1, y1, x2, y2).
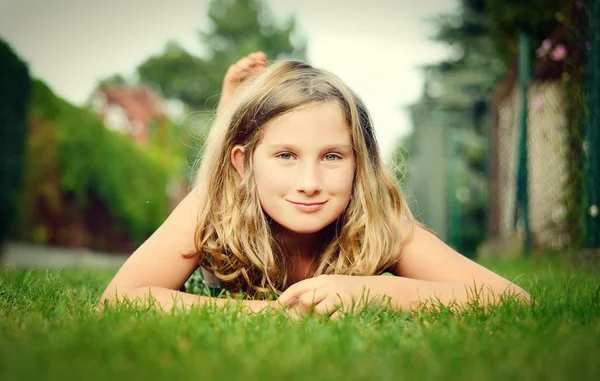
(96, 284, 135, 311)
(504, 284, 532, 306)
(96, 289, 115, 311)
(518, 288, 532, 305)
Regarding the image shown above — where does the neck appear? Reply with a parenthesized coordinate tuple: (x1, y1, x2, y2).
(272, 225, 323, 259)
(270, 222, 336, 282)
(272, 219, 340, 256)
(271, 225, 325, 286)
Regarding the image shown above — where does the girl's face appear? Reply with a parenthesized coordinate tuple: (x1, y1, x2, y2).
(251, 102, 355, 234)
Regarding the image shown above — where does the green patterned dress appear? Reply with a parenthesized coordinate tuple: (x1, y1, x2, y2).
(184, 267, 395, 297)
(184, 268, 228, 297)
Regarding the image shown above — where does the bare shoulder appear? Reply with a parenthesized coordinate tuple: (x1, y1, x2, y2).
(100, 186, 206, 298)
(393, 218, 519, 290)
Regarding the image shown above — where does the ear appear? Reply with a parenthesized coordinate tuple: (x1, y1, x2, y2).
(231, 145, 246, 177)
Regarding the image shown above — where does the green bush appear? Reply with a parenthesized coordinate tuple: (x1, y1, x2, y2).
(0, 40, 30, 249)
(20, 80, 185, 243)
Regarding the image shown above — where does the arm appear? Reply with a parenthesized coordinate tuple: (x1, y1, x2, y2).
(98, 285, 274, 314)
(98, 53, 270, 315)
(96, 184, 275, 315)
(385, 222, 531, 308)
(361, 275, 529, 312)
(277, 223, 530, 317)
(98, 111, 238, 314)
(97, 180, 275, 315)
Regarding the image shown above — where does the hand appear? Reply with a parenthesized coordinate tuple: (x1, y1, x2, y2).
(276, 275, 385, 320)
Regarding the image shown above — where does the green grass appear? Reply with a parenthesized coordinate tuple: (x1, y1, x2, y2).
(1, 257, 599, 381)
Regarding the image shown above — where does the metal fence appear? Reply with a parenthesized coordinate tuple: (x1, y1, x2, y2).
(494, 82, 572, 250)
(488, 1, 599, 253)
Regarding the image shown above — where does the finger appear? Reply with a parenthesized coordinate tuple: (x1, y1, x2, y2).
(286, 300, 312, 319)
(277, 287, 306, 306)
(277, 277, 322, 305)
(330, 310, 343, 320)
(313, 298, 339, 317)
(297, 289, 328, 308)
(288, 308, 305, 321)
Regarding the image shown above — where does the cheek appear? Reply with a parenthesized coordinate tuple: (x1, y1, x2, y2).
(324, 166, 355, 195)
(253, 161, 292, 195)
(253, 164, 292, 220)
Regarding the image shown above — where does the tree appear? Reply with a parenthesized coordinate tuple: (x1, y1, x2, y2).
(137, 0, 307, 111)
(427, 0, 505, 119)
(15, 79, 180, 251)
(0, 39, 31, 251)
(393, 0, 500, 254)
(133, 0, 307, 185)
(411, 0, 564, 255)
(137, 41, 210, 109)
(485, 0, 563, 63)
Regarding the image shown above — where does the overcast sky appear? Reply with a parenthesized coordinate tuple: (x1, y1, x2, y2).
(0, 0, 455, 159)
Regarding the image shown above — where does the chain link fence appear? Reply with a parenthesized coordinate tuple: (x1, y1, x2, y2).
(488, 1, 599, 253)
(494, 82, 571, 250)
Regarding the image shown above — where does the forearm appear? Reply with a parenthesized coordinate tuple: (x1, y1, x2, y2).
(364, 276, 531, 312)
(98, 286, 274, 314)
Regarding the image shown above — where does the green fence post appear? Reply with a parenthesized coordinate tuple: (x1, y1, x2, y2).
(516, 32, 531, 256)
(586, 0, 599, 248)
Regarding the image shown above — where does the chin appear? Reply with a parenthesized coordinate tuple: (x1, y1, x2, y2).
(277, 216, 338, 235)
(263, 203, 343, 235)
(287, 225, 327, 234)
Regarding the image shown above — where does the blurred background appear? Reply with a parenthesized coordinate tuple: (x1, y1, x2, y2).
(0, 0, 598, 268)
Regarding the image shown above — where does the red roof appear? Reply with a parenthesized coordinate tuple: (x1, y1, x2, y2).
(99, 84, 167, 126)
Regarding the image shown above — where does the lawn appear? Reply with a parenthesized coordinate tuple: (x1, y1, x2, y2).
(1, 256, 599, 381)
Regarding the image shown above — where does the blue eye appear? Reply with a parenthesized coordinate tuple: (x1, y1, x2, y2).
(277, 152, 293, 160)
(324, 153, 340, 162)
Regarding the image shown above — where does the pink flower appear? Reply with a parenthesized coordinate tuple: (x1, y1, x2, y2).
(536, 39, 552, 57)
(551, 44, 567, 61)
(576, 0, 583, 9)
(586, 42, 592, 51)
(536, 47, 546, 57)
(541, 39, 552, 50)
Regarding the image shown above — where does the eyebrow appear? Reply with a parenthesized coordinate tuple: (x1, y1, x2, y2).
(267, 144, 352, 152)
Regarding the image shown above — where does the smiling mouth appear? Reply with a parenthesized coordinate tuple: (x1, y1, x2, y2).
(287, 200, 327, 213)
(288, 201, 327, 206)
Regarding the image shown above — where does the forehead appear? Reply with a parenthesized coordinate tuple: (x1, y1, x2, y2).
(259, 102, 351, 146)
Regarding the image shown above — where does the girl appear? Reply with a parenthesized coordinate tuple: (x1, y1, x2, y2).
(98, 52, 530, 318)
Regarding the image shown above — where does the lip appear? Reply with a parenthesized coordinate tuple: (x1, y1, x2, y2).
(288, 200, 327, 212)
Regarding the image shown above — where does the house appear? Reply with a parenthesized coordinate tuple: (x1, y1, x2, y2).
(91, 84, 168, 145)
(91, 83, 190, 218)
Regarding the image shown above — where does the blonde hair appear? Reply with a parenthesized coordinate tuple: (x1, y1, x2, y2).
(186, 60, 417, 299)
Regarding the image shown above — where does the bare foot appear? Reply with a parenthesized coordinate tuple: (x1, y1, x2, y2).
(218, 51, 267, 115)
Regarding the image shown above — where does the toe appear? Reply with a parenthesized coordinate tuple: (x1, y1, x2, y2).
(238, 57, 252, 69)
(250, 51, 267, 62)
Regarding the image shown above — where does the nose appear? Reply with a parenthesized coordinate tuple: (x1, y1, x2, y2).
(295, 162, 322, 196)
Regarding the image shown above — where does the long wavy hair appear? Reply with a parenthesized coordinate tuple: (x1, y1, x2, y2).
(185, 60, 417, 299)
